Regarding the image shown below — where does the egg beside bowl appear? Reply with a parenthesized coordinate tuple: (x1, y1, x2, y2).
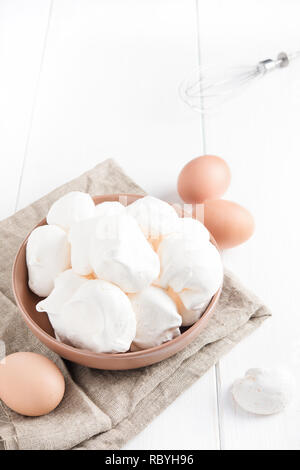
(13, 193, 222, 370)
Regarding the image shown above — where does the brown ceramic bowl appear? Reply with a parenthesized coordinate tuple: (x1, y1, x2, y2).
(12, 194, 222, 370)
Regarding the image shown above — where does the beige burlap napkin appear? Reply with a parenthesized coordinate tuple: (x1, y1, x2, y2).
(0, 159, 271, 450)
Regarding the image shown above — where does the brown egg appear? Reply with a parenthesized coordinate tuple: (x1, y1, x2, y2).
(178, 155, 231, 203)
(0, 352, 65, 416)
(202, 199, 255, 249)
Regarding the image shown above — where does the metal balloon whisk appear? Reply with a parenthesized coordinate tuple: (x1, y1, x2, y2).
(180, 50, 300, 113)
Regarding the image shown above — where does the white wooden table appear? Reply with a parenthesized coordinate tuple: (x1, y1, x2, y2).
(1, 0, 300, 450)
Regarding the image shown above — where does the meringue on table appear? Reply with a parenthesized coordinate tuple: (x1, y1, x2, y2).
(26, 225, 71, 297)
(129, 286, 182, 350)
(89, 212, 160, 293)
(232, 368, 296, 415)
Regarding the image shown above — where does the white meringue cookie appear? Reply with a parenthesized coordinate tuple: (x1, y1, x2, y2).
(57, 280, 136, 353)
(36, 269, 88, 341)
(36, 269, 88, 315)
(47, 191, 95, 231)
(69, 217, 98, 275)
(158, 235, 223, 297)
(95, 201, 125, 217)
(167, 288, 210, 327)
(179, 303, 208, 327)
(178, 217, 210, 243)
(126, 196, 179, 240)
(129, 286, 182, 350)
(68, 203, 125, 276)
(232, 368, 296, 415)
(179, 287, 216, 311)
(90, 213, 160, 293)
(26, 225, 70, 297)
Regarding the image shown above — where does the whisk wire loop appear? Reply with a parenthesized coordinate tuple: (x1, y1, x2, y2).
(180, 50, 300, 113)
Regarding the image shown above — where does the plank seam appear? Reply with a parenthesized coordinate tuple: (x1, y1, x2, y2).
(215, 363, 224, 450)
(14, 0, 54, 213)
(195, 0, 206, 154)
(195, 0, 222, 450)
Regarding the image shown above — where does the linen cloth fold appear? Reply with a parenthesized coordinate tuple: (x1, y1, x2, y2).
(0, 159, 271, 450)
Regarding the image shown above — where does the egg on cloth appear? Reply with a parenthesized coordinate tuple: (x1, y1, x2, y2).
(232, 368, 296, 415)
(203, 199, 255, 249)
(0, 352, 65, 416)
(26, 225, 71, 297)
(178, 155, 231, 204)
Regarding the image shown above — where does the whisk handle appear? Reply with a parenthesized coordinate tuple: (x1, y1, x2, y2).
(257, 52, 289, 74)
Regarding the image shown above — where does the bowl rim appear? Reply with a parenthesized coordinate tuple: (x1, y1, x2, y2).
(12, 193, 222, 360)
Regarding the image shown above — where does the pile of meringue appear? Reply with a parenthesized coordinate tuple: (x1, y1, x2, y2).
(26, 192, 223, 354)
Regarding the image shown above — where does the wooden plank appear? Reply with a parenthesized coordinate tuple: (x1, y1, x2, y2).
(17, 0, 220, 449)
(17, 0, 205, 208)
(197, 0, 300, 450)
(0, 0, 52, 219)
(125, 371, 220, 450)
